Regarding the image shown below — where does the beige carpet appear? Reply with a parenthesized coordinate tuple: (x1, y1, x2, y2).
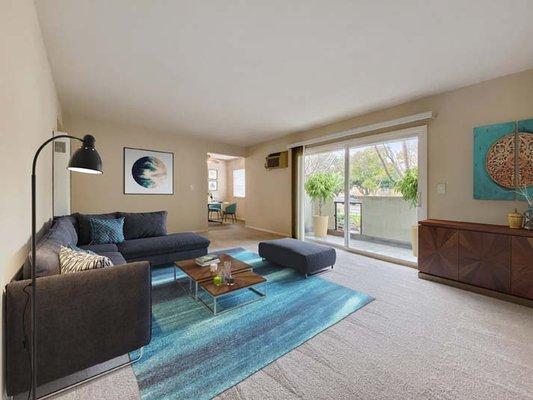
(50, 226, 533, 400)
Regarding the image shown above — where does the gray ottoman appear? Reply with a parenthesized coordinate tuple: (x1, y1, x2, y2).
(258, 238, 336, 277)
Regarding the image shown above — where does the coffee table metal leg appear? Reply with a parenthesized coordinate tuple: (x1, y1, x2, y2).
(173, 266, 177, 281)
(195, 283, 266, 315)
(186, 278, 200, 301)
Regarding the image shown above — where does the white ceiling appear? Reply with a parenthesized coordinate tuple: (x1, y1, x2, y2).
(35, 0, 533, 146)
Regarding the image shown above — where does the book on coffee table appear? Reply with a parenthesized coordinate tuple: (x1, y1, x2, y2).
(195, 254, 220, 267)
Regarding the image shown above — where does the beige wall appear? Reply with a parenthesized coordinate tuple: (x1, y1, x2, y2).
(246, 138, 293, 235)
(207, 159, 227, 201)
(246, 69, 533, 235)
(0, 0, 61, 395)
(226, 158, 246, 220)
(66, 115, 245, 233)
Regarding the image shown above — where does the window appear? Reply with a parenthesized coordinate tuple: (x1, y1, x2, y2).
(233, 169, 245, 198)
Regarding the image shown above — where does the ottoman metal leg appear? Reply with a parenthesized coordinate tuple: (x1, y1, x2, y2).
(305, 266, 334, 278)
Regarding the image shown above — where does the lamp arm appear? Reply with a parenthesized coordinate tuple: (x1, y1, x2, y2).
(32, 134, 82, 175)
(29, 132, 82, 399)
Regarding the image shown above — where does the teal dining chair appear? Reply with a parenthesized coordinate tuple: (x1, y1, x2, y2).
(208, 203, 222, 222)
(223, 203, 237, 223)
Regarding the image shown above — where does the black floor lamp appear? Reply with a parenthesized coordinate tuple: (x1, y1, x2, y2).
(30, 133, 103, 399)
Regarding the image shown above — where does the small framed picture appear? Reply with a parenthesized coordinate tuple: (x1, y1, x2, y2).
(208, 169, 218, 180)
(124, 147, 174, 195)
(208, 180, 218, 191)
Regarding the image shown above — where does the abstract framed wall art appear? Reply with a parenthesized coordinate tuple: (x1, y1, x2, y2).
(124, 147, 174, 194)
(208, 169, 218, 180)
(208, 180, 218, 191)
(473, 118, 533, 200)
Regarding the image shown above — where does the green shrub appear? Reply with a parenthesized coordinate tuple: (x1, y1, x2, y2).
(395, 167, 418, 208)
(304, 172, 343, 216)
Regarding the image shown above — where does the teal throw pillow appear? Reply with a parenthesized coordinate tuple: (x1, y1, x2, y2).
(90, 217, 125, 244)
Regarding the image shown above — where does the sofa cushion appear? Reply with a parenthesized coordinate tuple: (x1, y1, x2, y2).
(69, 244, 96, 255)
(118, 211, 167, 240)
(118, 232, 210, 260)
(22, 217, 79, 279)
(97, 251, 127, 266)
(54, 217, 79, 245)
(90, 217, 125, 244)
(77, 212, 118, 245)
(79, 243, 119, 253)
(54, 214, 79, 232)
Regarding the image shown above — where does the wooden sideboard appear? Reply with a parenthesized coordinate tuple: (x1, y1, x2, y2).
(418, 219, 533, 305)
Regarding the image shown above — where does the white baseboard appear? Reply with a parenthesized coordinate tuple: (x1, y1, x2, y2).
(245, 225, 290, 237)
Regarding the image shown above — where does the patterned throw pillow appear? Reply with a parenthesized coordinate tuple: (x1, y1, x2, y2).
(59, 246, 113, 274)
(90, 217, 125, 244)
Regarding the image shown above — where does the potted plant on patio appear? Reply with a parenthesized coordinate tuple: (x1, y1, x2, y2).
(305, 171, 343, 238)
(394, 167, 419, 256)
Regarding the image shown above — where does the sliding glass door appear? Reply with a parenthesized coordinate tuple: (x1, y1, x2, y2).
(347, 135, 419, 262)
(301, 126, 426, 265)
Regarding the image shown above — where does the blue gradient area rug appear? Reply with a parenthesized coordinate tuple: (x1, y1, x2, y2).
(132, 248, 373, 399)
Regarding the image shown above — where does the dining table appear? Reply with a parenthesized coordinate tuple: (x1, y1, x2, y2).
(207, 201, 229, 223)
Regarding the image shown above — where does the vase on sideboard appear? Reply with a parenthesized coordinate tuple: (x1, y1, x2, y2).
(508, 209, 524, 229)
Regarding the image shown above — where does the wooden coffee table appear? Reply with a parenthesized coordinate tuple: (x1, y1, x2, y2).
(175, 254, 267, 315)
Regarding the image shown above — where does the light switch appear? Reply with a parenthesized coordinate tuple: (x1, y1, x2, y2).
(437, 183, 446, 194)
(189, 184, 195, 191)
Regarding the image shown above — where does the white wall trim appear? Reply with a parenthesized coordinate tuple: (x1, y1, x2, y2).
(287, 111, 433, 149)
(245, 225, 290, 237)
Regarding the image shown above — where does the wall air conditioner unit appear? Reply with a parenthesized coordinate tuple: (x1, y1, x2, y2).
(265, 151, 288, 170)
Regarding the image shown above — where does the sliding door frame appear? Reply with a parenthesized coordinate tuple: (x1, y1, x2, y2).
(301, 125, 427, 267)
(297, 146, 306, 240)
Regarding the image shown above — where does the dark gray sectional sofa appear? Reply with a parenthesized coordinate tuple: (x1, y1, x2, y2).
(5, 211, 210, 396)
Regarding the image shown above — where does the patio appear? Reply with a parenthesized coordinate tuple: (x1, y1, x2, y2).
(306, 233, 417, 264)
(304, 196, 418, 265)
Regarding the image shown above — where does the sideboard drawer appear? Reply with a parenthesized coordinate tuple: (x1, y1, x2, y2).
(511, 236, 533, 300)
(418, 225, 458, 280)
(458, 231, 511, 292)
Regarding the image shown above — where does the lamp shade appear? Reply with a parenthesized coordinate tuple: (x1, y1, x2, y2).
(67, 134, 103, 174)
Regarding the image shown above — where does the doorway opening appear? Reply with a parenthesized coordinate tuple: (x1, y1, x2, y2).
(207, 153, 246, 230)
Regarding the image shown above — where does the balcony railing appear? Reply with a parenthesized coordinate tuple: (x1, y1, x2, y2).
(333, 199, 362, 234)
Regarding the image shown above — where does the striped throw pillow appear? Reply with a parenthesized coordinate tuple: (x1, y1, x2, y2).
(59, 246, 113, 274)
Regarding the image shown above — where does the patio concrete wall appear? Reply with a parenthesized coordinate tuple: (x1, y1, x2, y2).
(305, 196, 417, 244)
(357, 197, 417, 243)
